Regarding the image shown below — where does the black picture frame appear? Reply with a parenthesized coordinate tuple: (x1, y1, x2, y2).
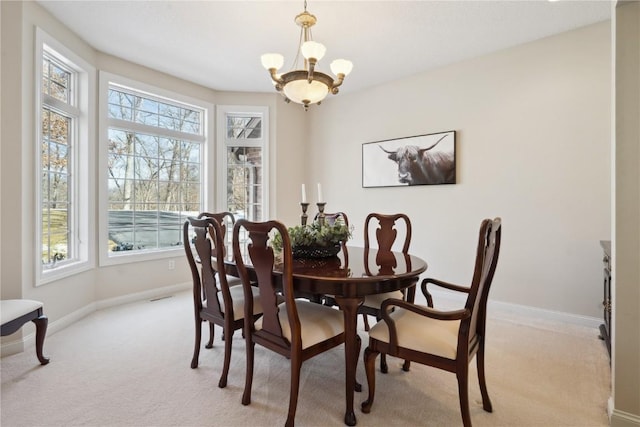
(362, 130, 456, 188)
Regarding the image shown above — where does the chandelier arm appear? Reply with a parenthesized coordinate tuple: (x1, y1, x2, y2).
(307, 59, 317, 83)
(329, 73, 346, 94)
(268, 68, 285, 87)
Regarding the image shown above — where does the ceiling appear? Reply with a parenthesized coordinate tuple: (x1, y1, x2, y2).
(36, 0, 612, 95)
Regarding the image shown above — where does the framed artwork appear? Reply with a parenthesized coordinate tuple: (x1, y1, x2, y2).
(362, 130, 456, 188)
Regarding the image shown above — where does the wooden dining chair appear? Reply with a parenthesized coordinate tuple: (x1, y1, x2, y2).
(196, 211, 241, 346)
(184, 216, 263, 388)
(361, 218, 502, 427)
(360, 212, 416, 373)
(233, 219, 347, 427)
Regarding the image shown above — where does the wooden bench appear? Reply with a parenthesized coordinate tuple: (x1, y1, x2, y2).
(1, 300, 50, 365)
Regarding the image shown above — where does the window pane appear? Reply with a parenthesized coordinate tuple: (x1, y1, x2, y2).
(42, 56, 70, 103)
(107, 84, 205, 254)
(226, 146, 263, 221)
(41, 105, 72, 270)
(227, 115, 262, 139)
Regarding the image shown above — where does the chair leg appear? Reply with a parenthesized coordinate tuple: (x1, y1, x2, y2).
(380, 353, 388, 374)
(360, 346, 379, 413)
(362, 314, 370, 331)
(32, 316, 50, 365)
(191, 318, 202, 369)
(477, 343, 493, 412)
(206, 321, 214, 349)
(219, 329, 233, 388)
(286, 353, 302, 427)
(242, 339, 255, 406)
(355, 334, 362, 392)
(456, 367, 472, 427)
(402, 360, 411, 372)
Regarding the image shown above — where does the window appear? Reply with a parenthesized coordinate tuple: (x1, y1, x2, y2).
(217, 106, 269, 223)
(36, 29, 94, 284)
(101, 74, 209, 262)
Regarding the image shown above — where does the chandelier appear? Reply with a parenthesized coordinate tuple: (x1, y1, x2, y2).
(260, 1, 353, 111)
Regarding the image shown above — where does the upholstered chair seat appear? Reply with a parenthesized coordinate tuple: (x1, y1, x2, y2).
(368, 306, 461, 359)
(256, 300, 344, 349)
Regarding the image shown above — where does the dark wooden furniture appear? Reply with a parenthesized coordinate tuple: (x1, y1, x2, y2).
(195, 211, 239, 347)
(361, 218, 502, 427)
(233, 219, 346, 427)
(360, 212, 417, 373)
(224, 242, 427, 426)
(1, 299, 50, 365)
(599, 240, 612, 357)
(184, 216, 262, 388)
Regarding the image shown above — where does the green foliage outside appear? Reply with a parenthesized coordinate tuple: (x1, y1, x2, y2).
(42, 209, 68, 263)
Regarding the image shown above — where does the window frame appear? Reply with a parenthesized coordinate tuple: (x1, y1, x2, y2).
(215, 105, 270, 221)
(35, 28, 95, 286)
(98, 71, 213, 266)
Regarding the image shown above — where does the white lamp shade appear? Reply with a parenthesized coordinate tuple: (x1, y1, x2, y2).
(301, 41, 326, 61)
(261, 53, 284, 70)
(283, 78, 329, 105)
(330, 59, 353, 76)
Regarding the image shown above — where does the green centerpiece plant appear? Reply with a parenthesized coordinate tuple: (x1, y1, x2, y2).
(271, 221, 351, 258)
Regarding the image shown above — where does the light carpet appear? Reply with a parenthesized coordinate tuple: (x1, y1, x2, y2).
(1, 290, 610, 427)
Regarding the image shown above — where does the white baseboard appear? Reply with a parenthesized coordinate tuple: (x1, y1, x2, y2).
(94, 282, 190, 310)
(1, 282, 190, 358)
(611, 409, 640, 427)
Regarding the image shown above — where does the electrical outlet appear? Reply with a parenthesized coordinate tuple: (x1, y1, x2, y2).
(168, 259, 175, 270)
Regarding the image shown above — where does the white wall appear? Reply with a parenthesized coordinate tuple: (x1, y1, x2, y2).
(307, 21, 611, 318)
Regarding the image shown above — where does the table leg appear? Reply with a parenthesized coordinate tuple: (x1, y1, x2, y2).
(335, 296, 363, 426)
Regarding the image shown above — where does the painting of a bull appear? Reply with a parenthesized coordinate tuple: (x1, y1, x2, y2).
(362, 131, 456, 188)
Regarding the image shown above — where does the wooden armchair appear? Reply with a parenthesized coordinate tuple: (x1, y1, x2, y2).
(184, 216, 263, 388)
(233, 219, 346, 427)
(361, 218, 502, 427)
(360, 212, 416, 372)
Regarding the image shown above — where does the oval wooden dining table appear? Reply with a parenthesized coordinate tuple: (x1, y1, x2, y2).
(225, 245, 427, 426)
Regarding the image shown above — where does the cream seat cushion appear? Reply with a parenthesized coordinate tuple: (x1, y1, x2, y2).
(203, 286, 263, 321)
(368, 305, 460, 360)
(362, 290, 404, 309)
(256, 300, 344, 350)
(1, 300, 43, 325)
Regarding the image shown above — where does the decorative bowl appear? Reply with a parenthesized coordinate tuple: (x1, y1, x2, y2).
(292, 244, 341, 259)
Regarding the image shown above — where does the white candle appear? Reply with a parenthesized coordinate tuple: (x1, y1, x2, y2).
(301, 184, 307, 203)
(317, 183, 323, 203)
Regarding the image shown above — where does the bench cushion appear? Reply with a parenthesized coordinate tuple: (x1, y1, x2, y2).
(1, 300, 44, 325)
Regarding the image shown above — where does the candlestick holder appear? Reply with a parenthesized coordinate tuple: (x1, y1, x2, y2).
(300, 202, 310, 226)
(316, 202, 326, 226)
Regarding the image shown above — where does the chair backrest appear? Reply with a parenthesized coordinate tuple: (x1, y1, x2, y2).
(197, 211, 235, 258)
(184, 216, 233, 319)
(314, 211, 350, 227)
(232, 219, 298, 353)
(364, 213, 411, 254)
(459, 217, 502, 354)
(364, 213, 412, 275)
